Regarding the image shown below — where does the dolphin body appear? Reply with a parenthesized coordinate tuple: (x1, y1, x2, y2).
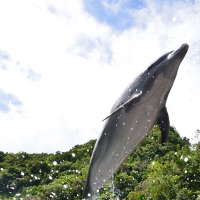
(83, 44, 189, 199)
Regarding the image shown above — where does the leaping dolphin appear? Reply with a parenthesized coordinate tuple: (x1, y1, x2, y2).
(83, 44, 189, 199)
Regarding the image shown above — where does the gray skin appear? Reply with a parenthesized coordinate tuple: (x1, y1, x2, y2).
(83, 44, 189, 199)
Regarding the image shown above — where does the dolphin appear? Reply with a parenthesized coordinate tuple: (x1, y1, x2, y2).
(83, 43, 189, 199)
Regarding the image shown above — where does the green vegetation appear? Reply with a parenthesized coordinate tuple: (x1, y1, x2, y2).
(0, 125, 200, 199)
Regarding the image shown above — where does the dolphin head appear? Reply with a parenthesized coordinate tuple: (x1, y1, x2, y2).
(163, 43, 189, 80)
(147, 43, 189, 80)
(140, 44, 189, 102)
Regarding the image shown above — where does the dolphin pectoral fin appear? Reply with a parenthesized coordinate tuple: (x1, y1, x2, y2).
(102, 105, 124, 121)
(102, 91, 142, 121)
(157, 106, 170, 145)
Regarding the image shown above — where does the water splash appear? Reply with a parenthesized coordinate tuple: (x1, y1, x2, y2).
(109, 169, 115, 199)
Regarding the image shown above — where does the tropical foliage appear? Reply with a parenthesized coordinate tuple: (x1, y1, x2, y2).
(0, 125, 199, 199)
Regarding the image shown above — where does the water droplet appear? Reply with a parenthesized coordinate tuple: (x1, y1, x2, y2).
(49, 175, 53, 180)
(184, 157, 188, 162)
(72, 153, 75, 157)
(185, 170, 187, 173)
(21, 172, 24, 176)
(53, 161, 57, 165)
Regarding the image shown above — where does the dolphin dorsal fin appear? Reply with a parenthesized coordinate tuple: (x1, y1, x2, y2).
(102, 91, 142, 121)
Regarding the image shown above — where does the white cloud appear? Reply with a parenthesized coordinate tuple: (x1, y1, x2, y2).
(0, 0, 199, 153)
(0, 0, 114, 153)
(102, 0, 124, 15)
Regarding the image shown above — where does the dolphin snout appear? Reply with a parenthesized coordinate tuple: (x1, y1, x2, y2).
(181, 43, 189, 52)
(181, 43, 189, 49)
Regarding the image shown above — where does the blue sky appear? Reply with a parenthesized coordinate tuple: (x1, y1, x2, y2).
(0, 90, 22, 112)
(84, 0, 146, 30)
(0, 49, 10, 70)
(0, 0, 199, 153)
(84, 0, 195, 30)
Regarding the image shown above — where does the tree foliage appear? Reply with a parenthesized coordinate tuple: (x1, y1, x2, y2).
(0, 126, 199, 199)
